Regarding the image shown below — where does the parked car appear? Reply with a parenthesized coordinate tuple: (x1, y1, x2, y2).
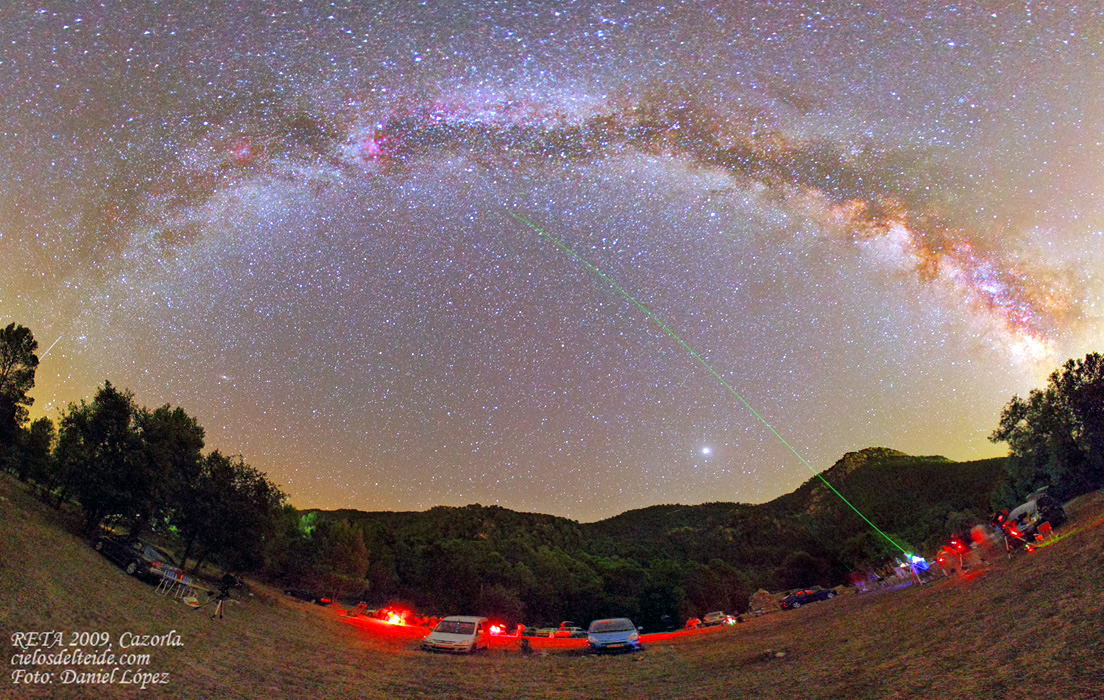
(780, 588, 836, 610)
(586, 618, 642, 653)
(421, 616, 489, 653)
(555, 621, 586, 638)
(92, 535, 178, 580)
(702, 611, 731, 626)
(283, 589, 333, 606)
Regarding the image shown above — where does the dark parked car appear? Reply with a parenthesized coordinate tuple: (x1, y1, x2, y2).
(780, 588, 836, 610)
(284, 589, 333, 606)
(93, 535, 178, 580)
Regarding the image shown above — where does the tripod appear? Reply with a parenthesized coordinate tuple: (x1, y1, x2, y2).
(212, 590, 230, 619)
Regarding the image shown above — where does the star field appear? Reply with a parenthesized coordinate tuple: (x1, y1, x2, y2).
(1, 1, 1101, 520)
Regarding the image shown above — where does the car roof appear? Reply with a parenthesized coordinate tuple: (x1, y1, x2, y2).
(1007, 501, 1037, 521)
(591, 617, 634, 625)
(440, 616, 487, 623)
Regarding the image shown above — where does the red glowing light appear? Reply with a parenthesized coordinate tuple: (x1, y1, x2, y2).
(489, 624, 504, 636)
(386, 612, 403, 625)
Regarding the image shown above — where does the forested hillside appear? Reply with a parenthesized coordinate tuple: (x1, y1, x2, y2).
(309, 448, 1007, 629)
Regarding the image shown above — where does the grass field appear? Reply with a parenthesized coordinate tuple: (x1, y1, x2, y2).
(2, 473, 1102, 700)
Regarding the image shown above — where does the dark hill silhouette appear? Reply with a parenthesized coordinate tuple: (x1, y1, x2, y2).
(304, 447, 1007, 626)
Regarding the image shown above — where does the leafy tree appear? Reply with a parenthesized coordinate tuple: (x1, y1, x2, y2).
(262, 504, 309, 579)
(776, 550, 831, 590)
(54, 384, 205, 537)
(360, 521, 401, 598)
(0, 323, 39, 451)
(593, 556, 647, 620)
(181, 451, 286, 573)
(311, 518, 370, 598)
(839, 531, 894, 569)
(990, 353, 1104, 503)
(1060, 354, 1104, 487)
(21, 417, 56, 487)
(639, 558, 686, 630)
(477, 583, 525, 622)
(55, 382, 143, 533)
(134, 405, 204, 538)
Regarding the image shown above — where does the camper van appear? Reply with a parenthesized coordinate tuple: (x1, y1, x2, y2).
(421, 616, 489, 653)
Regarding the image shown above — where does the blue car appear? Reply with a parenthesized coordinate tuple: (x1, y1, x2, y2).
(587, 618, 642, 653)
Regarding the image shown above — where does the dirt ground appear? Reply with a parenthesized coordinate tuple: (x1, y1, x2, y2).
(2, 474, 1102, 700)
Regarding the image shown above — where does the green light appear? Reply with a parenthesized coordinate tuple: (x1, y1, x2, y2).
(1025, 527, 1079, 549)
(511, 212, 908, 555)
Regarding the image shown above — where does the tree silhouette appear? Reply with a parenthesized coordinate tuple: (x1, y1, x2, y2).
(134, 405, 204, 538)
(179, 451, 286, 573)
(991, 353, 1104, 504)
(0, 323, 39, 449)
(55, 382, 142, 533)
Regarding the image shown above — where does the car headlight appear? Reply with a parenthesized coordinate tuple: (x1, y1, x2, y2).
(628, 632, 639, 643)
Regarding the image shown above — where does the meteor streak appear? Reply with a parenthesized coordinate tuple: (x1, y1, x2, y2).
(511, 212, 908, 555)
(40, 335, 62, 358)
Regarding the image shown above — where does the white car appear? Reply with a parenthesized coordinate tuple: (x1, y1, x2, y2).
(421, 616, 489, 654)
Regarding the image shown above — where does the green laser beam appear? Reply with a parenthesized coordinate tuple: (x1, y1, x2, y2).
(1025, 526, 1080, 549)
(511, 212, 908, 555)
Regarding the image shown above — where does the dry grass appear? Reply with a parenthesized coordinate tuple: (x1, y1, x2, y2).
(2, 474, 1103, 700)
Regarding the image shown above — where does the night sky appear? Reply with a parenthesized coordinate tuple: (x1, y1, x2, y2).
(1, 1, 1101, 521)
